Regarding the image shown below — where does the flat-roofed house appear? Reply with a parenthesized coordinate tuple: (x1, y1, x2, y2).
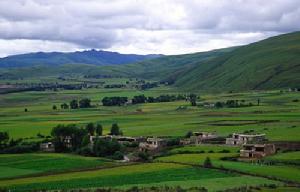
(139, 137, 167, 152)
(40, 142, 55, 152)
(190, 132, 218, 145)
(226, 133, 266, 145)
(240, 144, 276, 158)
(89, 135, 145, 145)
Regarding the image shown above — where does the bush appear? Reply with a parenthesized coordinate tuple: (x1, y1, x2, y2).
(138, 151, 150, 161)
(218, 149, 230, 153)
(167, 138, 180, 146)
(1, 144, 37, 154)
(93, 138, 121, 157)
(76, 146, 93, 156)
(203, 157, 212, 168)
(111, 151, 124, 160)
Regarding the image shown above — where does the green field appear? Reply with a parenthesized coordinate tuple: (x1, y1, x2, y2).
(169, 144, 240, 154)
(0, 162, 280, 192)
(0, 78, 300, 191)
(156, 153, 300, 183)
(0, 153, 115, 179)
(0, 85, 300, 142)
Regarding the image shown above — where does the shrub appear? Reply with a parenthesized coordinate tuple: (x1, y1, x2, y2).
(203, 157, 213, 168)
(138, 151, 150, 161)
(112, 151, 124, 160)
(76, 146, 93, 156)
(218, 149, 230, 153)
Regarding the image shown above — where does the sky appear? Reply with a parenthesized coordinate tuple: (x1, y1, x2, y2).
(0, 0, 300, 57)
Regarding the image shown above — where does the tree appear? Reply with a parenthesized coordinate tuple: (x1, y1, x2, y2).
(215, 102, 223, 108)
(24, 108, 28, 112)
(132, 95, 147, 104)
(95, 124, 103, 136)
(102, 97, 128, 106)
(0, 132, 9, 148)
(70, 100, 79, 109)
(61, 103, 69, 109)
(257, 98, 260, 106)
(52, 105, 57, 110)
(51, 124, 87, 152)
(110, 123, 121, 135)
(79, 98, 91, 108)
(85, 123, 95, 136)
(203, 157, 212, 168)
(185, 131, 193, 138)
(189, 94, 197, 106)
(93, 138, 121, 157)
(81, 135, 90, 147)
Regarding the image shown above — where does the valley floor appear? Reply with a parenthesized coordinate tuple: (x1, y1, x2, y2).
(0, 78, 300, 191)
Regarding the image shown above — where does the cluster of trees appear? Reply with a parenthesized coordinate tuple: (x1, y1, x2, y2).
(51, 123, 123, 159)
(0, 131, 40, 153)
(102, 94, 191, 106)
(102, 97, 128, 106)
(137, 82, 158, 90)
(58, 98, 92, 110)
(133, 94, 197, 106)
(104, 84, 126, 88)
(215, 99, 257, 108)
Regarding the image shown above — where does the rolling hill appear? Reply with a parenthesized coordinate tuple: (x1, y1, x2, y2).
(173, 31, 300, 91)
(0, 49, 162, 68)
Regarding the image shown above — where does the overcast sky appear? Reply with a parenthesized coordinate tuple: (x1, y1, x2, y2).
(0, 0, 300, 57)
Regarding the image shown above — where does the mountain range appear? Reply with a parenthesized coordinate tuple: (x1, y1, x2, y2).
(0, 31, 300, 91)
(0, 49, 162, 68)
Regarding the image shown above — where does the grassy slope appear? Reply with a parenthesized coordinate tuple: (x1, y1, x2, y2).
(175, 31, 300, 91)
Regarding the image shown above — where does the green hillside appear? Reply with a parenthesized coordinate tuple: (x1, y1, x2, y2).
(174, 31, 300, 91)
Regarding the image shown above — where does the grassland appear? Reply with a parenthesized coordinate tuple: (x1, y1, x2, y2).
(0, 82, 300, 142)
(0, 153, 115, 179)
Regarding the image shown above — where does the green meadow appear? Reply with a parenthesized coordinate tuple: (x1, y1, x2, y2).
(0, 84, 300, 142)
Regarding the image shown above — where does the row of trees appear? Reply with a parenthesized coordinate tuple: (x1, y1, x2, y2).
(102, 94, 196, 106)
(57, 98, 92, 110)
(102, 97, 128, 106)
(215, 99, 259, 108)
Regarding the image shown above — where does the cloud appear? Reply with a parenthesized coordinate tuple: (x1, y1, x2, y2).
(0, 0, 299, 56)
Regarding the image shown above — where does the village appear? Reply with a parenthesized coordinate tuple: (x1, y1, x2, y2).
(40, 130, 278, 162)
